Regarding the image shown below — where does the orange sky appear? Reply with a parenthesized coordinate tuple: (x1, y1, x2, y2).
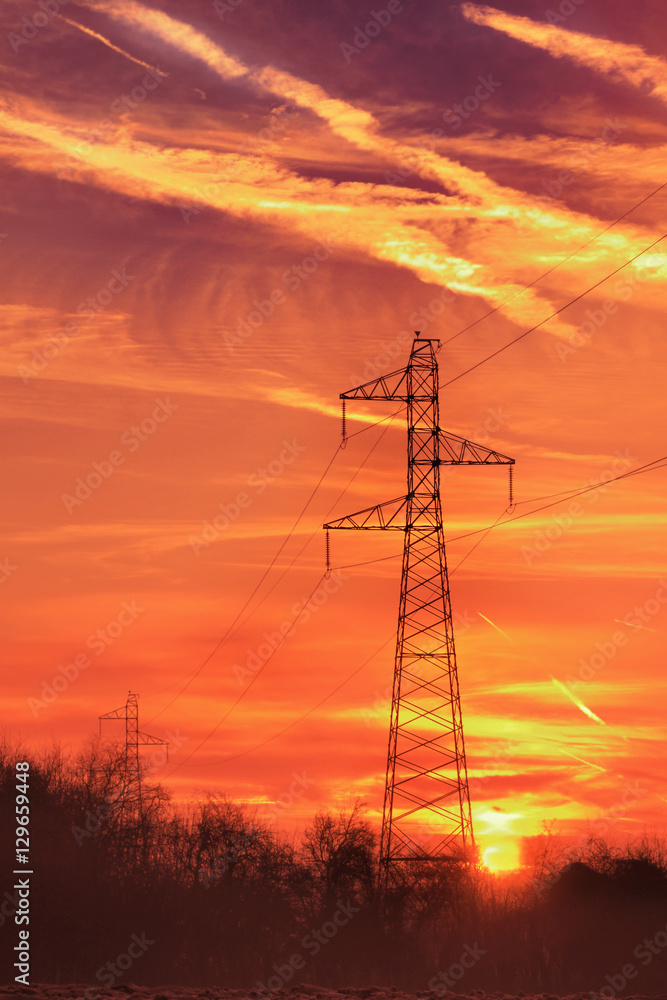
(1, 0, 667, 869)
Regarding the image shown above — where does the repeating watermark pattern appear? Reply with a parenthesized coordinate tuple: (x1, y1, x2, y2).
(224, 238, 338, 354)
(361, 610, 479, 727)
(71, 729, 187, 846)
(144, 728, 187, 777)
(384, 133, 444, 184)
(8, 0, 71, 53)
(556, 255, 665, 361)
(0, 557, 18, 584)
(514, 116, 627, 234)
(621, 580, 667, 630)
(257, 771, 317, 827)
(442, 75, 502, 130)
(441, 406, 513, 490)
(340, 1, 413, 63)
(233, 571, 348, 684)
(521, 450, 637, 566)
(213, 0, 247, 20)
(564, 628, 630, 689)
(591, 919, 667, 999)
(416, 739, 518, 843)
(546, 0, 588, 26)
(384, 77, 501, 186)
(539, 118, 626, 204)
(585, 781, 648, 839)
(532, 779, 649, 897)
(468, 739, 519, 797)
(472, 406, 511, 444)
(562, 580, 667, 689)
(0, 888, 19, 929)
(72, 786, 130, 847)
(554, 299, 620, 360)
(347, 289, 458, 385)
(28, 601, 145, 716)
(189, 439, 306, 555)
(254, 899, 360, 997)
(55, 67, 166, 181)
(199, 828, 262, 888)
(427, 942, 487, 994)
(18, 266, 135, 384)
(178, 106, 300, 223)
(96, 933, 154, 987)
(61, 397, 179, 514)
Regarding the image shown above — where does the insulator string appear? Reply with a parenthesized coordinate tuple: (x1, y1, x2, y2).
(325, 528, 331, 577)
(341, 399, 347, 448)
(508, 464, 515, 512)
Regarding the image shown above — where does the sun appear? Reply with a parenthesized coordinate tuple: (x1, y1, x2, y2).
(476, 806, 524, 835)
(482, 842, 522, 871)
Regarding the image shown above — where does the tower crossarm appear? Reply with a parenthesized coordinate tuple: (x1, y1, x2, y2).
(341, 367, 409, 401)
(439, 430, 514, 465)
(99, 706, 127, 721)
(324, 496, 408, 531)
(137, 731, 170, 749)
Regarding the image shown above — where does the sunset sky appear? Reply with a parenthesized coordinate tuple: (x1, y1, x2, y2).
(2, 0, 667, 869)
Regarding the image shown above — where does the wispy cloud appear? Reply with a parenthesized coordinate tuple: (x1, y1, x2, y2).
(461, 3, 667, 106)
(76, 0, 248, 78)
(0, 102, 586, 340)
(4, 0, 666, 358)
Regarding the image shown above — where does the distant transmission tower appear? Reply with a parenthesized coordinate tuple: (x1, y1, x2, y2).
(325, 335, 514, 883)
(99, 692, 168, 823)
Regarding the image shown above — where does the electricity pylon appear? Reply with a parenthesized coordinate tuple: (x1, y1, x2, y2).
(99, 691, 168, 824)
(324, 335, 514, 884)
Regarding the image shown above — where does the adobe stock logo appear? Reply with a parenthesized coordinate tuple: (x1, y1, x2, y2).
(340, 1, 413, 63)
(61, 398, 178, 514)
(8, 0, 71, 53)
(442, 75, 502, 130)
(189, 440, 305, 555)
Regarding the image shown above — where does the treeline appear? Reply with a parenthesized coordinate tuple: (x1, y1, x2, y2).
(1, 740, 667, 994)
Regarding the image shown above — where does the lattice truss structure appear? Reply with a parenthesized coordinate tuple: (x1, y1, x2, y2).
(325, 337, 514, 879)
(99, 692, 168, 823)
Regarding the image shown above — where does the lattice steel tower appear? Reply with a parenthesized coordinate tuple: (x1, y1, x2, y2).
(325, 335, 514, 883)
(99, 691, 168, 823)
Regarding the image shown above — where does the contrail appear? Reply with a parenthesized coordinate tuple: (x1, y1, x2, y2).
(557, 747, 607, 772)
(57, 14, 167, 76)
(477, 611, 512, 641)
(614, 618, 658, 633)
(550, 675, 607, 726)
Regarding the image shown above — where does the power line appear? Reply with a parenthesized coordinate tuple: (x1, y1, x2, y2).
(511, 456, 667, 507)
(147, 410, 401, 721)
(165, 453, 667, 772)
(333, 455, 667, 571)
(145, 442, 343, 722)
(161, 417, 404, 770)
(176, 632, 398, 769)
(155, 216, 667, 766)
(171, 498, 518, 771)
(449, 507, 508, 575)
(148, 216, 665, 724)
(222, 410, 402, 633)
(164, 571, 330, 775)
(440, 180, 667, 349)
(443, 231, 667, 387)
